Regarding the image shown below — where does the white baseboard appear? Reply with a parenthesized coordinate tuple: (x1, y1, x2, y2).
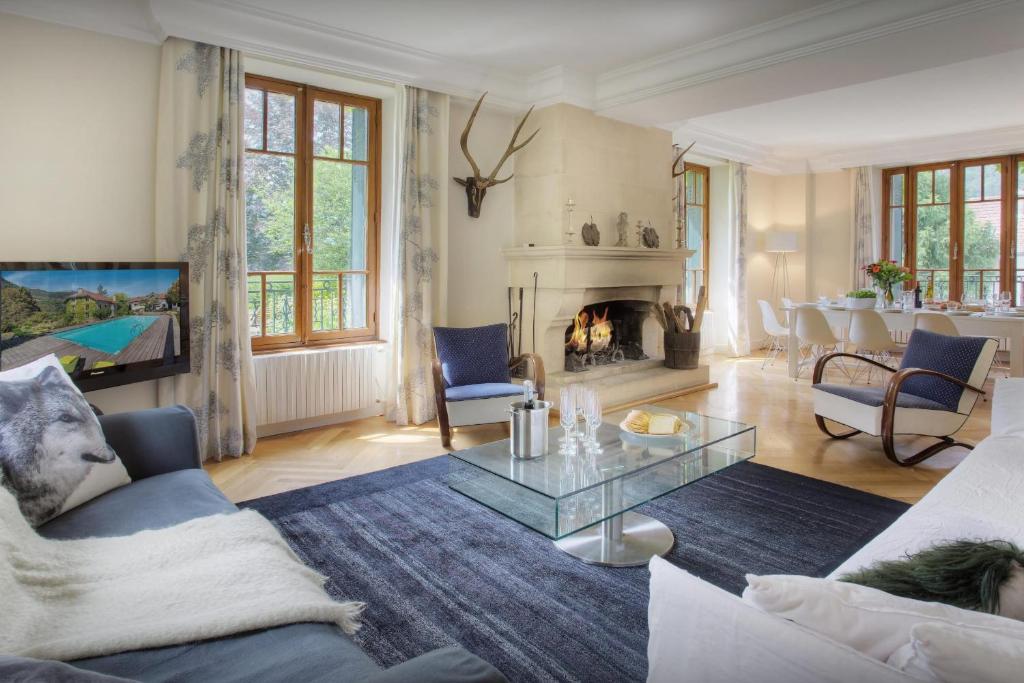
(256, 404, 384, 438)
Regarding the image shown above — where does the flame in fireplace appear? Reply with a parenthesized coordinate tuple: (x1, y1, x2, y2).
(565, 307, 613, 354)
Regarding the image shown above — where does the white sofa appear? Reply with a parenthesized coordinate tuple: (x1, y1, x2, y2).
(647, 378, 1024, 683)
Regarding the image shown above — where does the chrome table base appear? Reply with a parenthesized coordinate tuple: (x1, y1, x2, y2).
(553, 511, 674, 567)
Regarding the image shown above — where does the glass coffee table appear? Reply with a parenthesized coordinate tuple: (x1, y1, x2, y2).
(448, 406, 756, 567)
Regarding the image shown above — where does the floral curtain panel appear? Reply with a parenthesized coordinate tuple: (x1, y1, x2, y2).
(726, 161, 751, 357)
(852, 166, 881, 289)
(386, 87, 450, 426)
(155, 38, 257, 461)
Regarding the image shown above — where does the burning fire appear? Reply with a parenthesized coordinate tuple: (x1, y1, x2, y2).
(566, 307, 613, 354)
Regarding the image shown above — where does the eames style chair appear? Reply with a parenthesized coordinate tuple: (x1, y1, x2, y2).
(758, 300, 789, 370)
(812, 329, 996, 466)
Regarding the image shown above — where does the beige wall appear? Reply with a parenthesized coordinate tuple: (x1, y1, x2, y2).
(514, 104, 674, 248)
(446, 100, 518, 328)
(0, 14, 161, 412)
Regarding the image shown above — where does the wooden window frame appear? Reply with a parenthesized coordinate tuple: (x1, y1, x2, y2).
(683, 162, 710, 302)
(882, 153, 1022, 303)
(245, 75, 382, 352)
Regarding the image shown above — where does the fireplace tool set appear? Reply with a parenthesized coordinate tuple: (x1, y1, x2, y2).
(507, 271, 540, 362)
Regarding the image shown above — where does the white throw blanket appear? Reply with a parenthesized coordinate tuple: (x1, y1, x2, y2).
(0, 488, 362, 661)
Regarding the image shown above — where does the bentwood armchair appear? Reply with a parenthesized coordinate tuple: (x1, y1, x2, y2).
(432, 323, 545, 449)
(811, 329, 996, 466)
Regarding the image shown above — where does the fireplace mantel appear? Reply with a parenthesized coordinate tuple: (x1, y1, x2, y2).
(502, 245, 694, 290)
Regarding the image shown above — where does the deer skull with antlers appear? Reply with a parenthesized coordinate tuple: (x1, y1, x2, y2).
(454, 92, 539, 218)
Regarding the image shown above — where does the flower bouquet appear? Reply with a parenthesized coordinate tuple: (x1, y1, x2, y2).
(864, 259, 912, 305)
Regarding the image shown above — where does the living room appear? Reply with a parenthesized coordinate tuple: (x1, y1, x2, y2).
(2, 1, 1024, 681)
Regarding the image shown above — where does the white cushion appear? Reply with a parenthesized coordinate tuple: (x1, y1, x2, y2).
(991, 378, 1024, 438)
(742, 574, 1024, 661)
(647, 557, 914, 683)
(887, 622, 1024, 683)
(0, 355, 130, 526)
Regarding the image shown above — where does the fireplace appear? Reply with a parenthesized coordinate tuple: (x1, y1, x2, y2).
(564, 300, 651, 372)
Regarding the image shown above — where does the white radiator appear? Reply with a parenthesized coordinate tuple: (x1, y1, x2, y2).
(253, 344, 385, 432)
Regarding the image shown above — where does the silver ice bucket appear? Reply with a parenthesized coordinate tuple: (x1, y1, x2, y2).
(509, 400, 552, 459)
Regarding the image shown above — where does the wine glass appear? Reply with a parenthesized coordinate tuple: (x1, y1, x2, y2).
(559, 387, 576, 454)
(584, 391, 603, 453)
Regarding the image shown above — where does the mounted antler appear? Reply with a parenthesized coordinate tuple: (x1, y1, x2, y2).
(453, 92, 540, 217)
(672, 141, 695, 178)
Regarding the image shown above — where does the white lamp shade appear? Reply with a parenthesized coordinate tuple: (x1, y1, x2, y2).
(765, 232, 798, 253)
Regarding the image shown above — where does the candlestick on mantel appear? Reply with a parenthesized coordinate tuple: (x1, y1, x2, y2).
(565, 197, 577, 245)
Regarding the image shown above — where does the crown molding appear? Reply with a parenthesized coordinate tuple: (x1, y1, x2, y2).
(672, 124, 804, 175)
(596, 0, 1018, 111)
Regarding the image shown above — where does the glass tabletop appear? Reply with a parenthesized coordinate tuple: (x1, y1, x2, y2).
(448, 406, 756, 539)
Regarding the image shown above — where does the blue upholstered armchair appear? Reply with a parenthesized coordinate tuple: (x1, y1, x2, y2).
(432, 323, 545, 449)
(811, 329, 996, 466)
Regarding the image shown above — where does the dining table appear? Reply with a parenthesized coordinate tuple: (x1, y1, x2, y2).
(783, 305, 1024, 379)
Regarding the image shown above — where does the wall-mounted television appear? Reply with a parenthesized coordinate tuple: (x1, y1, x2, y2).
(0, 262, 190, 392)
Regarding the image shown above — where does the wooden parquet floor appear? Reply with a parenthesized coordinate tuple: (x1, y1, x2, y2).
(206, 353, 994, 505)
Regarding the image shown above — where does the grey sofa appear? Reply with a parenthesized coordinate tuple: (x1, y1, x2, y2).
(26, 405, 505, 683)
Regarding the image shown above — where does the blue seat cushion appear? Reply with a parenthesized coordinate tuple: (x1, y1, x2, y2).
(445, 382, 522, 402)
(899, 329, 989, 410)
(433, 323, 510, 388)
(815, 384, 949, 411)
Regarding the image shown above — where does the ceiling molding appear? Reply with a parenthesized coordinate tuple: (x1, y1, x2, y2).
(672, 124, 804, 175)
(596, 0, 1018, 111)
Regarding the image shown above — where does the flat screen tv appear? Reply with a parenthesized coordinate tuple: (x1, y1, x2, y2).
(0, 262, 190, 392)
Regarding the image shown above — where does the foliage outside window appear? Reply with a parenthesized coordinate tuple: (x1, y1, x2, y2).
(682, 163, 710, 303)
(244, 75, 381, 350)
(882, 155, 1021, 303)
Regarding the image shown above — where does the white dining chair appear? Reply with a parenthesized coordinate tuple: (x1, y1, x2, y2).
(795, 307, 845, 380)
(757, 300, 789, 370)
(849, 309, 902, 384)
(913, 312, 959, 337)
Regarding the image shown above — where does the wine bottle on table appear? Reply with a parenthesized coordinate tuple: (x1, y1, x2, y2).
(914, 281, 922, 309)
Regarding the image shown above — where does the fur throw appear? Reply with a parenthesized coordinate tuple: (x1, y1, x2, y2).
(0, 488, 363, 661)
(840, 540, 1024, 617)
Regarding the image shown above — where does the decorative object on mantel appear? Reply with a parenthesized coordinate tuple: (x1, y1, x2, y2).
(672, 142, 695, 250)
(564, 197, 576, 244)
(581, 216, 600, 246)
(671, 141, 695, 181)
(637, 220, 660, 249)
(614, 212, 629, 247)
(652, 286, 705, 369)
(453, 92, 539, 218)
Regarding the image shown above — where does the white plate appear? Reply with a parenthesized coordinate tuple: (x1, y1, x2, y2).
(945, 310, 973, 316)
(619, 418, 694, 443)
(826, 305, 847, 310)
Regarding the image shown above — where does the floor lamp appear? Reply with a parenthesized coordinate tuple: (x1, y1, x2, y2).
(766, 233, 798, 308)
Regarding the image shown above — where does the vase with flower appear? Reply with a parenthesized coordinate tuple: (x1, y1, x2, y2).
(863, 259, 912, 308)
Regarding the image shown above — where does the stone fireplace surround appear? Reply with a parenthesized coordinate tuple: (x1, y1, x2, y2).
(503, 245, 712, 408)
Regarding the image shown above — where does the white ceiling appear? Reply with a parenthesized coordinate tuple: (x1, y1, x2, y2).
(235, 0, 827, 74)
(687, 48, 1024, 160)
(3, 0, 1022, 172)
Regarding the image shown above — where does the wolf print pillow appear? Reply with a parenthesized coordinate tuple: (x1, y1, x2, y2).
(0, 355, 130, 526)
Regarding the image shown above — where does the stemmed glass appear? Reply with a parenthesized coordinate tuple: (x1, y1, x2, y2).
(583, 390, 603, 453)
(559, 387, 577, 454)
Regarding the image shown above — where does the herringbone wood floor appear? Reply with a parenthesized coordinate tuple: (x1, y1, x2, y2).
(206, 353, 994, 505)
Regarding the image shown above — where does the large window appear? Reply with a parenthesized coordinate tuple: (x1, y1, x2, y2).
(883, 154, 1021, 303)
(682, 163, 710, 303)
(244, 75, 381, 350)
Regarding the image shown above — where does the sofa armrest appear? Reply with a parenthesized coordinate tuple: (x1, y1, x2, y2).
(646, 557, 913, 683)
(361, 647, 507, 683)
(99, 405, 201, 481)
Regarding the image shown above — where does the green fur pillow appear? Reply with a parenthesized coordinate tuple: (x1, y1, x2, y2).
(840, 540, 1024, 619)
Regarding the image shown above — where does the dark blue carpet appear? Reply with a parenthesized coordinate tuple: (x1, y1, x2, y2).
(241, 458, 908, 683)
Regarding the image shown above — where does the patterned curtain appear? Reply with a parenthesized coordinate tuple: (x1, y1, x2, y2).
(852, 166, 877, 289)
(726, 161, 751, 357)
(155, 38, 257, 461)
(386, 87, 449, 426)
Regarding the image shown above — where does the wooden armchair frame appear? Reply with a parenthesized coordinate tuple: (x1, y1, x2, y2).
(813, 352, 986, 467)
(432, 352, 545, 450)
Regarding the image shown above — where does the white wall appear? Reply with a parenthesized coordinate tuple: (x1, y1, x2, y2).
(0, 14, 161, 413)
(446, 100, 517, 328)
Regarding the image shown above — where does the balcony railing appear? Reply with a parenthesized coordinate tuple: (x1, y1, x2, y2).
(914, 268, 1024, 303)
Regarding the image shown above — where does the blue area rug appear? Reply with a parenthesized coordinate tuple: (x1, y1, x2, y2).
(241, 458, 908, 683)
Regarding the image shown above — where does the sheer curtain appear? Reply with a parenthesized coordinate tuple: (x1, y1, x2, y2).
(155, 38, 257, 461)
(852, 166, 881, 288)
(386, 87, 449, 426)
(726, 161, 751, 357)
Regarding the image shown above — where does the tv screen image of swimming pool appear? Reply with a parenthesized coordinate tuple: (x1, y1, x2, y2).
(53, 316, 159, 355)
